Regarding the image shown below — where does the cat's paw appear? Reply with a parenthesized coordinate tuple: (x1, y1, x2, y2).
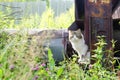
(78, 58, 90, 64)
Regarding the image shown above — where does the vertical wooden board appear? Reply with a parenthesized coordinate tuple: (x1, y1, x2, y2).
(85, 0, 113, 65)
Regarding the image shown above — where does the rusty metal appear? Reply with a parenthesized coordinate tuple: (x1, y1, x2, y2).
(67, 0, 120, 67)
(85, 0, 113, 67)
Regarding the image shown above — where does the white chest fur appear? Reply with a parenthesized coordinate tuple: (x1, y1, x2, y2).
(69, 30, 90, 63)
(70, 35, 88, 55)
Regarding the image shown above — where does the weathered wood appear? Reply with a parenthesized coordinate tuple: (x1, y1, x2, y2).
(85, 0, 113, 69)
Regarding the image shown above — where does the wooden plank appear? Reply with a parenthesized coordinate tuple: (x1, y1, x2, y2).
(85, 0, 113, 69)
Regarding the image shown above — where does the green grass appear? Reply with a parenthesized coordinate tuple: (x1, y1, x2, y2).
(0, 30, 118, 80)
(20, 7, 74, 29)
(0, 6, 74, 29)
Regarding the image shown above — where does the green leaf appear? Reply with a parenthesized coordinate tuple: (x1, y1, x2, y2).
(48, 48, 53, 61)
(48, 49, 55, 71)
(0, 69, 3, 78)
(57, 68, 64, 78)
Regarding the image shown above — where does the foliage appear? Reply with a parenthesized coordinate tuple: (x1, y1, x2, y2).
(0, 10, 15, 29)
(0, 30, 48, 80)
(0, 4, 74, 29)
(16, 6, 74, 29)
(42, 0, 50, 8)
(0, 30, 118, 80)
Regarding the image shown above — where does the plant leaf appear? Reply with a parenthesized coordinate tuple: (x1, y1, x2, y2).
(0, 69, 3, 78)
(57, 67, 64, 78)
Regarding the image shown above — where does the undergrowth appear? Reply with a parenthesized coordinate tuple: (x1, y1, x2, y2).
(0, 31, 119, 80)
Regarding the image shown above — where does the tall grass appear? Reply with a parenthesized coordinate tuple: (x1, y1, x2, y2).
(0, 30, 118, 80)
(0, 30, 50, 80)
(17, 7, 74, 29)
(1, 6, 74, 29)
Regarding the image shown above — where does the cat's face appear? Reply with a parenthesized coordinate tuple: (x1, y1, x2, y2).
(69, 29, 83, 41)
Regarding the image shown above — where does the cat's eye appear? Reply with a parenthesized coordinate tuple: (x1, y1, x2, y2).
(76, 34, 82, 39)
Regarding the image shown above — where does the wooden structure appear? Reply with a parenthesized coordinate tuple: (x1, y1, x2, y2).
(85, 0, 113, 63)
(67, 0, 120, 68)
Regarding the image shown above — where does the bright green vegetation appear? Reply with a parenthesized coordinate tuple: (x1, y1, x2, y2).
(17, 8, 74, 29)
(0, 32, 118, 80)
(0, 6, 74, 29)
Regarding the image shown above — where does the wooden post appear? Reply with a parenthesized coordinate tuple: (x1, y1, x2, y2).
(85, 0, 113, 69)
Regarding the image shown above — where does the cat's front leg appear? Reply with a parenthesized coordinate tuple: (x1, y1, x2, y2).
(78, 52, 90, 64)
(78, 54, 82, 63)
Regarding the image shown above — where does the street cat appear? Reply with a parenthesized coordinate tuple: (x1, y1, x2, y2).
(69, 29, 90, 63)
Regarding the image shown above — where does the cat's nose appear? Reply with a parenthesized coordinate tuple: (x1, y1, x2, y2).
(73, 33, 76, 35)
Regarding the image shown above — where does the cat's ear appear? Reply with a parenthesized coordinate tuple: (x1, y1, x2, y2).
(76, 29, 82, 33)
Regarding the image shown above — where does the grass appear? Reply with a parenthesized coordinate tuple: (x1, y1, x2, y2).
(0, 30, 119, 80)
(0, 6, 119, 80)
(0, 6, 74, 29)
(20, 7, 74, 29)
(0, 31, 48, 80)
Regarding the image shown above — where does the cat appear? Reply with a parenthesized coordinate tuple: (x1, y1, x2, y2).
(68, 29, 90, 64)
